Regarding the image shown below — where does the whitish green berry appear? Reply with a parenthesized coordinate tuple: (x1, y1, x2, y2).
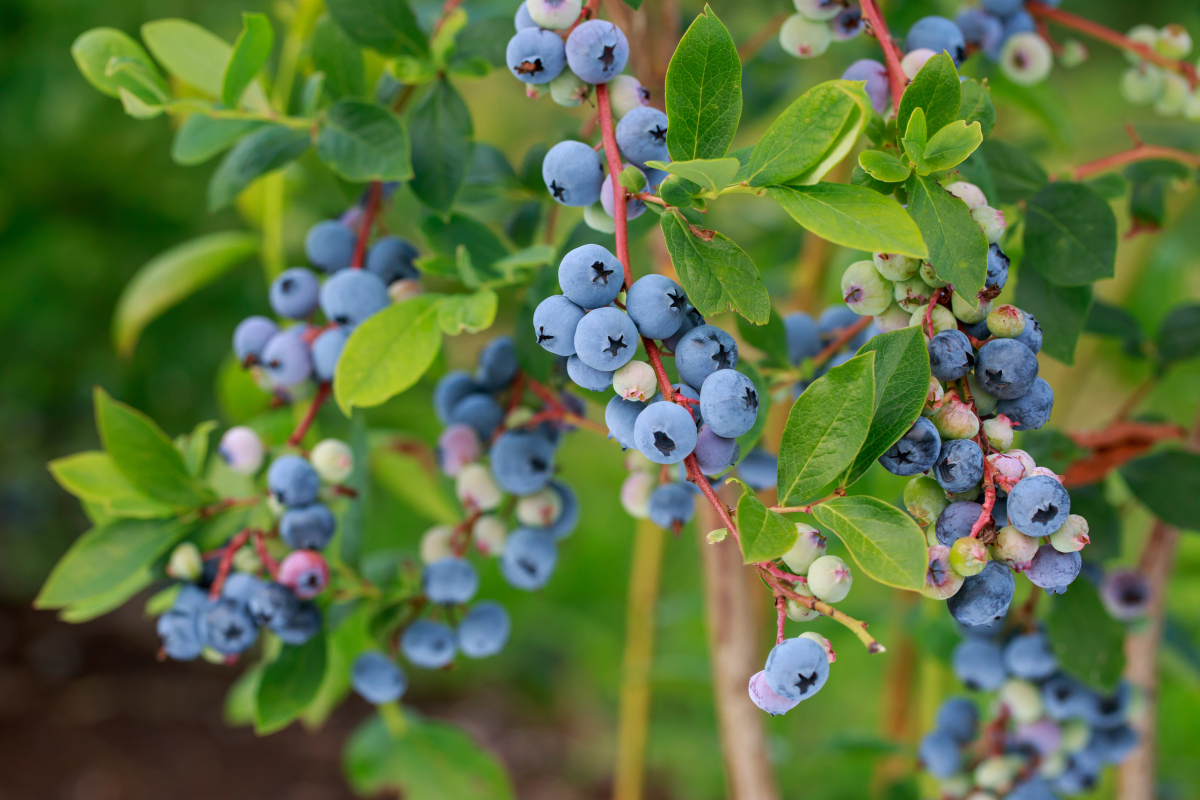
(1122, 63, 1165, 105)
(945, 181, 987, 210)
(1155, 72, 1190, 115)
(1001, 33, 1053, 87)
(922, 544, 964, 600)
(1000, 679, 1044, 724)
(895, 277, 933, 314)
(989, 526, 1038, 568)
(807, 555, 852, 602)
(506, 406, 536, 428)
(946, 486, 981, 503)
(933, 396, 981, 441)
(1061, 718, 1090, 752)
(901, 48, 936, 80)
(966, 373, 998, 415)
(1156, 24, 1192, 59)
(421, 524, 454, 563)
(905, 475, 949, 526)
(975, 756, 1021, 792)
(779, 14, 832, 59)
(1125, 25, 1160, 64)
(793, 0, 842, 22)
(786, 583, 820, 621)
(549, 69, 593, 107)
(583, 202, 616, 233)
(800, 631, 836, 663)
(167, 542, 203, 582)
(983, 415, 1015, 451)
(1185, 88, 1200, 121)
(875, 302, 915, 333)
(456, 462, 502, 511)
(311, 438, 353, 483)
(911, 304, 957, 336)
(1059, 39, 1088, 68)
(920, 261, 949, 288)
(951, 293, 991, 324)
(517, 487, 563, 527)
(972, 205, 1007, 244)
(620, 471, 655, 518)
(613, 360, 657, 402)
(232, 545, 261, 574)
(1050, 514, 1090, 552)
(389, 279, 424, 304)
(472, 515, 507, 556)
(987, 304, 1026, 338)
(842, 260, 893, 315)
(873, 252, 921, 281)
(950, 535, 989, 577)
(926, 376, 945, 409)
(781, 524, 827, 574)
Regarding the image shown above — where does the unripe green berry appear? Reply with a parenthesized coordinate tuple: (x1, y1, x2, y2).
(987, 304, 1026, 339)
(516, 487, 563, 527)
(266, 493, 286, 518)
(456, 463, 502, 511)
(1156, 24, 1192, 60)
(983, 415, 1015, 451)
(1001, 33, 1053, 87)
(806, 555, 852, 603)
(894, 277, 933, 314)
(1039, 752, 1068, 780)
(875, 302, 915, 333)
(841, 260, 893, 315)
(613, 360, 657, 402)
(945, 181, 987, 210)
(781, 524, 827, 574)
(911, 304, 957, 335)
(786, 584, 820, 621)
(919, 261, 949, 288)
(1061, 718, 1090, 752)
(311, 438, 353, 483)
(167, 542, 203, 582)
(950, 535, 989, 577)
(922, 544, 964, 600)
(388, 279, 424, 304)
(975, 755, 1021, 792)
(933, 395, 980, 441)
(951, 292, 991, 325)
(1000, 678, 1044, 724)
(472, 515, 507, 557)
(1155, 72, 1190, 115)
(1121, 63, 1165, 105)
(1059, 39, 1088, 68)
(1050, 514, 1090, 552)
(972, 205, 1007, 244)
(946, 486, 981, 503)
(800, 631, 835, 663)
(965, 373, 998, 416)
(421, 524, 454, 563)
(549, 69, 593, 107)
(583, 202, 616, 234)
(779, 14, 832, 59)
(905, 475, 948, 526)
(505, 406, 536, 428)
(1125, 25, 1160, 65)
(872, 252, 921, 281)
(620, 471, 655, 518)
(233, 545, 261, 575)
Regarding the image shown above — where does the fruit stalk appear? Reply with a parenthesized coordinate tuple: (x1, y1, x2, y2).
(350, 181, 384, 269)
(207, 528, 253, 600)
(859, 0, 907, 114)
(286, 381, 332, 447)
(596, 82, 632, 291)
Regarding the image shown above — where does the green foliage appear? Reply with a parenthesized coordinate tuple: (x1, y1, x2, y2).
(172, 115, 263, 166)
(317, 99, 413, 183)
(768, 183, 927, 259)
(1121, 451, 1200, 530)
(312, 15, 368, 100)
(222, 13, 274, 109)
(857, 149, 910, 184)
(1048, 580, 1126, 692)
(438, 290, 498, 336)
(1015, 267, 1092, 365)
(1024, 183, 1117, 287)
(142, 19, 244, 100)
(736, 308, 789, 368)
(958, 79, 996, 139)
(49, 452, 176, 518)
(645, 158, 739, 195)
(905, 173, 989, 304)
(409, 80, 474, 214)
(209, 126, 310, 211)
(920, 121, 983, 173)
(335, 295, 444, 414)
(734, 480, 798, 563)
(71, 28, 165, 102)
(665, 6, 742, 162)
(1069, 483, 1121, 563)
(1086, 300, 1147, 358)
(1156, 303, 1200, 371)
(897, 53, 960, 137)
(977, 140, 1048, 203)
(812, 497, 927, 591)
(325, 0, 428, 57)
(256, 629, 329, 733)
(659, 211, 770, 324)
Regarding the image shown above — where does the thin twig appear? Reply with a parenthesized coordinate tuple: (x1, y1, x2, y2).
(287, 382, 331, 447)
(860, 0, 907, 114)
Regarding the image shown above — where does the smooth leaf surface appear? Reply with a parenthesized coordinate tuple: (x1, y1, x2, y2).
(769, 184, 927, 259)
(978, 140, 1047, 203)
(312, 15, 367, 99)
(905, 173, 988, 305)
(256, 628, 328, 733)
(141, 19, 231, 97)
(1157, 303, 1200, 369)
(72, 28, 164, 101)
(171, 115, 263, 165)
(437, 290, 497, 335)
(858, 149, 910, 183)
(736, 307, 789, 367)
(409, 81, 474, 213)
(1015, 267, 1092, 365)
(736, 481, 798, 563)
(339, 413, 370, 567)
(221, 13, 273, 108)
(777, 352, 876, 505)
(59, 567, 154, 623)
(897, 53, 960, 136)
(371, 444, 459, 524)
(1086, 301, 1145, 349)
(318, 99, 412, 182)
(325, 0, 428, 57)
(1024, 183, 1117, 287)
(901, 107, 928, 174)
(49, 451, 176, 518)
(922, 120, 983, 172)
(665, 6, 741, 162)
(659, 211, 769, 324)
(958, 78, 995, 139)
(1121, 451, 1200, 530)
(208, 125, 310, 211)
(1048, 579, 1126, 692)
(645, 158, 739, 195)
(813, 496, 927, 590)
(335, 295, 443, 414)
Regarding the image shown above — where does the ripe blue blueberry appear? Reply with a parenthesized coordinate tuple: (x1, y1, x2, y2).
(201, 597, 258, 655)
(841, 59, 890, 114)
(319, 268, 388, 329)
(818, 305, 872, 349)
(956, 9, 1004, 60)
(1003, 9, 1036, 37)
(533, 295, 585, 356)
(1004, 632, 1059, 681)
(365, 236, 419, 284)
(980, 0, 1023, 16)
(311, 326, 347, 383)
(475, 336, 519, 391)
(157, 608, 203, 661)
(662, 305, 704, 352)
(693, 425, 737, 475)
(423, 557, 480, 605)
(1085, 682, 1131, 729)
(605, 395, 645, 449)
(490, 430, 556, 495)
(1041, 674, 1091, 720)
(936, 697, 979, 745)
(174, 584, 209, 614)
(919, 730, 961, 778)
(567, 354, 613, 391)
(668, 383, 703, 425)
(457, 601, 511, 658)
(352, 652, 408, 704)
(267, 454, 321, 507)
(501, 528, 558, 590)
(975, 338, 1038, 399)
(905, 16, 966, 64)
(449, 393, 504, 440)
(952, 638, 1006, 691)
(559, 244, 623, 309)
(272, 600, 321, 644)
(506, 27, 566, 85)
(514, 1, 537, 30)
(633, 401, 698, 464)
(542, 140, 605, 207)
(996, 376, 1053, 430)
(625, 274, 686, 340)
(220, 572, 263, 606)
(305, 220, 356, 272)
(401, 619, 457, 669)
(233, 315, 279, 365)
(737, 448, 777, 490)
(280, 503, 336, 550)
(934, 439, 985, 493)
(262, 328, 313, 387)
(764, 636, 830, 702)
(698, 369, 758, 439)
(270, 268, 321, 319)
(831, 6, 865, 41)
(946, 561, 1015, 626)
(928, 330, 976, 382)
(434, 371, 481, 424)
(573, 306, 639, 371)
(1007, 779, 1057, 800)
(783, 312, 822, 365)
(615, 106, 669, 168)
(1024, 544, 1081, 592)
(879, 416, 942, 476)
(1093, 725, 1138, 765)
(1007, 475, 1071, 537)
(1014, 311, 1043, 354)
(986, 243, 1010, 291)
(647, 483, 696, 529)
(675, 324, 738, 388)
(564, 20, 628, 84)
(247, 581, 299, 627)
(936, 501, 984, 546)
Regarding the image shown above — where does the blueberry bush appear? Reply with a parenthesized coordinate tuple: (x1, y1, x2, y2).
(37, 0, 1200, 797)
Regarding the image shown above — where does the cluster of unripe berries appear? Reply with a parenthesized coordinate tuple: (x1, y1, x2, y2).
(922, 621, 1139, 798)
(231, 208, 421, 395)
(778, 0, 865, 61)
(1120, 23, 1200, 119)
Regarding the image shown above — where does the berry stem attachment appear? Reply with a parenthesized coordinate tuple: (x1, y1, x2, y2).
(252, 529, 279, 579)
(1070, 126, 1200, 180)
(208, 528, 253, 600)
(969, 461, 997, 540)
(350, 181, 383, 269)
(922, 286, 949, 339)
(595, 82, 632, 291)
(287, 381, 331, 447)
(859, 0, 907, 114)
(761, 571, 886, 654)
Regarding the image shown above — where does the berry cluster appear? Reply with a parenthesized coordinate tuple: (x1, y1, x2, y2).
(1121, 24, 1200, 118)
(777, 0, 865, 61)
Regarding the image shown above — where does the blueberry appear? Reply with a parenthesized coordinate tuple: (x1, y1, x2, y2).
(280, 503, 336, 551)
(600, 164, 646, 220)
(608, 74, 651, 118)
(779, 14, 832, 59)
(489, 430, 556, 494)
(352, 651, 408, 704)
(218, 426, 264, 474)
(1025, 544, 1081, 592)
(506, 27, 566, 85)
(457, 601, 511, 658)
(526, 0, 581, 30)
(675, 324, 738, 388)
(319, 268, 388, 329)
(1100, 569, 1151, 621)
(947, 561, 1015, 626)
(311, 326, 348, 382)
(658, 383, 702, 425)
(956, 9, 1004, 60)
(268, 455, 321, 507)
(935, 501, 983, 546)
(782, 312, 821, 365)
(841, 59, 890, 115)
(792, 0, 843, 21)
(831, 6, 865, 41)
(270, 268, 321, 319)
(449, 393, 504, 441)
(615, 106, 669, 168)
(422, 557, 480, 605)
(567, 354, 613, 391)
(764, 636, 830, 702)
(1092, 724, 1138, 764)
(1003, 9, 1037, 36)
(980, 0, 1023, 15)
(1041, 674, 1090, 720)
(919, 730, 961, 778)
(1014, 311, 1043, 354)
(648, 483, 695, 529)
(279, 550, 330, 599)
(233, 315, 279, 365)
(262, 328, 313, 387)
(698, 369, 758, 439)
(993, 497, 1009, 528)
(693, 425, 737, 475)
(217, 567, 256, 601)
(626, 274, 686, 340)
(201, 597, 258, 655)
(662, 305, 705, 352)
(157, 608, 203, 661)
(738, 448, 778, 490)
(475, 336, 519, 391)
(543, 140, 605, 207)
(934, 439, 985, 493)
(434, 371, 481, 424)
(401, 619, 457, 669)
(558, 244, 624, 309)
(534, 481, 579, 539)
(305, 220, 356, 273)
(247, 581, 299, 627)
(605, 395, 646, 448)
(905, 16, 966, 65)
(272, 600, 322, 644)
(879, 416, 942, 476)
(937, 697, 979, 745)
(996, 377, 1053, 431)
(173, 584, 209, 614)
(928, 330, 976, 381)
(564, 20, 628, 84)
(365, 236, 419, 284)
(975, 339, 1038, 400)
(501, 528, 558, 590)
(1007, 475, 1070, 537)
(532, 296, 585, 357)
(986, 243, 1010, 291)
(748, 670, 801, 716)
(1086, 681, 1131, 729)
(633, 401, 698, 464)
(573, 306, 639, 371)
(1004, 632, 1058, 681)
(952, 638, 1007, 691)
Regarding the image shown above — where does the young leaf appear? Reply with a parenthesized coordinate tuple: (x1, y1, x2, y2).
(958, 78, 996, 139)
(745, 80, 871, 187)
(905, 173, 988, 305)
(901, 107, 928, 174)
(421, 214, 510, 280)
(179, 419, 218, 477)
(665, 5, 742, 162)
(113, 231, 259, 356)
(644, 158, 739, 195)
(72, 28, 165, 101)
(325, 0, 428, 57)
(777, 352, 876, 505)
(1014, 264, 1092, 365)
(255, 627, 328, 733)
(1120, 451, 1200, 530)
(438, 290, 498, 335)
(48, 451, 177, 518)
(334, 295, 444, 414)
(1047, 579, 1126, 692)
(842, 327, 931, 485)
(318, 99, 412, 182)
(1024, 183, 1117, 287)
(922, 120, 983, 172)
(978, 140, 1047, 203)
(208, 125, 311, 211)
(141, 19, 234, 98)
(221, 13, 274, 109)
(659, 211, 770, 324)
(858, 150, 910, 184)
(312, 14, 367, 100)
(1156, 303, 1200, 370)
(812, 496, 927, 590)
(768, 183, 927, 259)
(171, 115, 263, 166)
(736, 307, 789, 367)
(897, 52, 961, 136)
(735, 480, 799, 563)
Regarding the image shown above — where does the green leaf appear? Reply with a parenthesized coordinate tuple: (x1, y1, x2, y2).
(745, 80, 871, 187)
(736, 307, 788, 367)
(1121, 451, 1200, 530)
(335, 295, 443, 414)
(312, 15, 367, 100)
(665, 5, 742, 162)
(49, 451, 177, 518)
(958, 78, 995, 139)
(94, 387, 212, 507)
(326, 0, 428, 57)
(59, 567, 154, 623)
(179, 419, 217, 477)
(438, 290, 497, 335)
(318, 99, 412, 182)
(905, 173, 988, 305)
(1048, 579, 1126, 692)
(851, 165, 895, 196)
(35, 518, 191, 608)
(208, 125, 310, 211)
(777, 352, 876, 505)
(1014, 266, 1092, 365)
(897, 53, 960, 137)
(113, 232, 259, 356)
(659, 174, 706, 210)
(659, 211, 769, 324)
(619, 165, 647, 193)
(301, 604, 372, 728)
(1068, 483, 1121, 563)
(978, 140, 1047, 204)
(429, 7, 468, 67)
(1024, 183, 1117, 287)
(255, 628, 328, 733)
(344, 713, 515, 800)
(117, 86, 164, 119)
(142, 19, 232, 98)
(842, 327, 931, 485)
(735, 480, 798, 563)
(1020, 430, 1088, 475)
(1156, 303, 1200, 370)
(371, 443, 459, 524)
(450, 17, 511, 70)
(812, 496, 927, 590)
(645, 158, 739, 195)
(922, 120, 983, 173)
(172, 115, 263, 166)
(221, 13, 273, 109)
(858, 149, 911, 184)
(72, 28, 164, 101)
(1086, 301, 1145, 350)
(409, 81, 473, 214)
(901, 107, 928, 174)
(768, 184, 927, 259)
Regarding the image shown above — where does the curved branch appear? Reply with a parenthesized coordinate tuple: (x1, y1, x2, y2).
(860, 0, 907, 114)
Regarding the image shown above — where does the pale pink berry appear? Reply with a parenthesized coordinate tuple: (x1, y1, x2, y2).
(279, 550, 330, 599)
(438, 424, 482, 477)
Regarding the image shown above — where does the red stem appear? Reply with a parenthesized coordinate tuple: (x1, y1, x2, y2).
(1072, 144, 1200, 181)
(859, 0, 907, 113)
(596, 82, 632, 291)
(450, 508, 484, 557)
(775, 596, 787, 645)
(813, 316, 873, 367)
(287, 382, 331, 447)
(252, 530, 279, 579)
(350, 181, 383, 269)
(923, 286, 949, 339)
(208, 529, 252, 599)
(969, 459, 997, 539)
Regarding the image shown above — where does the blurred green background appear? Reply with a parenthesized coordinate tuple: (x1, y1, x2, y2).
(3, 0, 1200, 798)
